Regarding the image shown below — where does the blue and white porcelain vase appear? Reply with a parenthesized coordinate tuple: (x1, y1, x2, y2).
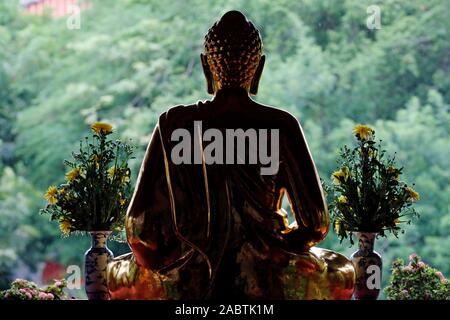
(85, 231, 114, 300)
(350, 232, 382, 300)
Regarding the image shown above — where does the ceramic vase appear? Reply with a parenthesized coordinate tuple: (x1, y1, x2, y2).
(350, 232, 382, 300)
(84, 231, 113, 300)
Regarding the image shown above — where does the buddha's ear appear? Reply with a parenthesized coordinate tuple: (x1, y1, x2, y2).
(249, 55, 265, 95)
(201, 53, 214, 95)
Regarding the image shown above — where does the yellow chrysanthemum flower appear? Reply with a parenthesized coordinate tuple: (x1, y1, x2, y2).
(44, 185, 58, 205)
(91, 122, 113, 135)
(59, 220, 71, 236)
(119, 198, 126, 206)
(406, 187, 420, 201)
(331, 167, 349, 185)
(353, 124, 374, 141)
(65, 167, 81, 182)
(108, 166, 117, 179)
(334, 220, 341, 234)
(121, 174, 130, 185)
(338, 195, 348, 204)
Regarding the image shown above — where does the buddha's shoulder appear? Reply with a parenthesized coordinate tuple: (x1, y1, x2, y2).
(159, 100, 212, 123)
(158, 100, 300, 130)
(251, 102, 300, 126)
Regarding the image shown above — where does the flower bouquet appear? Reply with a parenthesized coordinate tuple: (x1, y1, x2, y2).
(385, 254, 449, 300)
(328, 124, 419, 242)
(326, 124, 420, 299)
(0, 278, 67, 300)
(41, 122, 134, 300)
(41, 122, 133, 234)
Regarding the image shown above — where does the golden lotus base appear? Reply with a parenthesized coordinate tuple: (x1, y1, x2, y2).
(107, 247, 355, 300)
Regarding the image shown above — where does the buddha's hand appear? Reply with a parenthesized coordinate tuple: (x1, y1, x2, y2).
(107, 253, 166, 300)
(284, 247, 355, 300)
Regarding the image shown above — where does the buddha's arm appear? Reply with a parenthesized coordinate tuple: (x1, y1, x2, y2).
(108, 124, 181, 299)
(277, 116, 329, 252)
(125, 124, 181, 270)
(273, 117, 355, 299)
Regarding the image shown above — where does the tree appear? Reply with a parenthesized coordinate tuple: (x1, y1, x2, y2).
(0, 0, 449, 296)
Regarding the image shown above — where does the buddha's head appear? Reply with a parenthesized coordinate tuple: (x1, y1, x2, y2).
(201, 11, 265, 95)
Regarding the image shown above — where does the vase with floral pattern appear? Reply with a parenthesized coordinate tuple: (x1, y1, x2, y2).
(84, 231, 114, 300)
(350, 232, 382, 300)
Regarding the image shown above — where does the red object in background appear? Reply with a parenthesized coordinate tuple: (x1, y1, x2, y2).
(23, 0, 91, 18)
(41, 261, 65, 284)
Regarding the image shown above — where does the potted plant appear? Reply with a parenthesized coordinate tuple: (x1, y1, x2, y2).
(0, 278, 67, 300)
(326, 124, 420, 300)
(385, 253, 449, 300)
(41, 122, 134, 300)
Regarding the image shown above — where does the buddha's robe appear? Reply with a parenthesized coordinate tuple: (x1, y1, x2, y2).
(107, 89, 355, 299)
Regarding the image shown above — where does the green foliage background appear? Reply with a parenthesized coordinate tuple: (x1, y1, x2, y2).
(0, 0, 449, 297)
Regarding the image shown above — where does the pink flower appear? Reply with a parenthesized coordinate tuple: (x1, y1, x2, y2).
(54, 280, 63, 287)
(38, 292, 54, 300)
(19, 288, 34, 299)
(409, 253, 417, 261)
(38, 292, 48, 300)
(436, 271, 446, 282)
(417, 261, 426, 269)
(403, 266, 413, 272)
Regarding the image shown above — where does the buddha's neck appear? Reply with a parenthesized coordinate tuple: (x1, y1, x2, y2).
(213, 87, 250, 101)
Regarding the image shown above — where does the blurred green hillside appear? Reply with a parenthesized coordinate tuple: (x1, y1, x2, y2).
(0, 0, 449, 297)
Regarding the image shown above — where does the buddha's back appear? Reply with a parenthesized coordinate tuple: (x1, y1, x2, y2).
(158, 91, 296, 299)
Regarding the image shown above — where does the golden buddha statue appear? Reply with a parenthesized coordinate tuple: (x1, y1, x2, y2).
(107, 10, 355, 300)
